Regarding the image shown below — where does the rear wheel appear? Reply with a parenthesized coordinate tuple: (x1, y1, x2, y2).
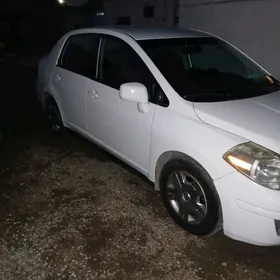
(45, 97, 64, 135)
(160, 158, 222, 236)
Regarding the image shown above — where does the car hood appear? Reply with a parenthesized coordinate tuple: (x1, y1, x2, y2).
(194, 91, 280, 154)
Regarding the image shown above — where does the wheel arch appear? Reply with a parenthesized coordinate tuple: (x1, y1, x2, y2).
(154, 151, 212, 191)
(43, 91, 65, 125)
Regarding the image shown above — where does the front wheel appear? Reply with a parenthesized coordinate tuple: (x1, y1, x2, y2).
(160, 158, 222, 236)
(45, 97, 64, 135)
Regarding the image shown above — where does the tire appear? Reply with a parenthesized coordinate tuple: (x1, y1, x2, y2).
(160, 158, 222, 236)
(45, 97, 64, 135)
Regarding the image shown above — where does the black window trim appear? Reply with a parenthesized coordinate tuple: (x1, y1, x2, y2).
(57, 33, 101, 80)
(95, 36, 103, 80)
(96, 34, 169, 107)
(57, 37, 70, 68)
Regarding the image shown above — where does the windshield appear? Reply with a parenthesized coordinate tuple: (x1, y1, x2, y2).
(139, 37, 280, 102)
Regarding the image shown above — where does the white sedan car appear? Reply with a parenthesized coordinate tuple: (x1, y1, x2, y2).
(37, 26, 280, 246)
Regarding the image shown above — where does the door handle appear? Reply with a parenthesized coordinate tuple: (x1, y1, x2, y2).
(55, 74, 61, 81)
(87, 90, 99, 99)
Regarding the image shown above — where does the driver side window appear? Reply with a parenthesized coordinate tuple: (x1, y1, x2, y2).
(98, 36, 150, 93)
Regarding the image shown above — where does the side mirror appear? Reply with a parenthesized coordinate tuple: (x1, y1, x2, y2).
(120, 82, 149, 114)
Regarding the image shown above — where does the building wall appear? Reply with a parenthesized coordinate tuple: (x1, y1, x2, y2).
(179, 0, 280, 78)
(103, 0, 176, 27)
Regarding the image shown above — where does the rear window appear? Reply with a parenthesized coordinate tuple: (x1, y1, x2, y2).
(58, 34, 100, 79)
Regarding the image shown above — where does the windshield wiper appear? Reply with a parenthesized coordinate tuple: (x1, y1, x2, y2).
(243, 78, 280, 94)
(183, 77, 280, 102)
(183, 90, 233, 102)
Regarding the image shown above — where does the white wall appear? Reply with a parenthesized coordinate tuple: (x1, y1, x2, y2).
(103, 0, 175, 27)
(179, 0, 280, 78)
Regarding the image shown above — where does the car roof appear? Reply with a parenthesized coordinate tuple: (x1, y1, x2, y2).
(73, 26, 211, 41)
(106, 26, 210, 40)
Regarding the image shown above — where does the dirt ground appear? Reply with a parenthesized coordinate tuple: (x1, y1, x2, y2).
(1, 62, 280, 280)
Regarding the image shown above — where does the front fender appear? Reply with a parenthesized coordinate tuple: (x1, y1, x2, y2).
(149, 106, 247, 187)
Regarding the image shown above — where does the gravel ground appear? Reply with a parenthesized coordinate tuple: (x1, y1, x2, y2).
(1, 63, 280, 280)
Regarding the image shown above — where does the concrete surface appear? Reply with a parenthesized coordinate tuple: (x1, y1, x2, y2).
(103, 0, 176, 28)
(1, 62, 280, 280)
(179, 0, 280, 79)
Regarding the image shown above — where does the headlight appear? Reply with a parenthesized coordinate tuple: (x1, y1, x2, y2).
(223, 142, 280, 190)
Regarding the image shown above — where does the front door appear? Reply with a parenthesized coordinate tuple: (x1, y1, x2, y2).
(86, 35, 157, 174)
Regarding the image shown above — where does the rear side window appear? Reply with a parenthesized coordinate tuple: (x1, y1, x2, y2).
(58, 34, 100, 79)
(98, 36, 150, 90)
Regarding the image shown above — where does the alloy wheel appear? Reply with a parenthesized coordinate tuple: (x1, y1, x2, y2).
(166, 171, 208, 225)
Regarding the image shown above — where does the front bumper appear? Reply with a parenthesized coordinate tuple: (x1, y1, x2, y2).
(215, 172, 280, 246)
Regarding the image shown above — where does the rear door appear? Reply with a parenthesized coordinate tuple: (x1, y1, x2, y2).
(53, 33, 100, 131)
